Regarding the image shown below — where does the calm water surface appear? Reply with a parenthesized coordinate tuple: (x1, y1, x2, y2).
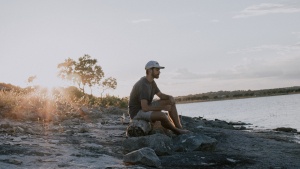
(176, 94, 300, 131)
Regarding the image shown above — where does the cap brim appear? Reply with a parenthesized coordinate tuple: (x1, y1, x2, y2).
(145, 66, 165, 69)
(154, 66, 165, 69)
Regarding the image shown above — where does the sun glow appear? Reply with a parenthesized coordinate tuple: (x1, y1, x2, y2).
(30, 75, 69, 92)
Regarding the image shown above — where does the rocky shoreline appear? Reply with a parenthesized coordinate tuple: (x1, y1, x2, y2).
(0, 107, 300, 169)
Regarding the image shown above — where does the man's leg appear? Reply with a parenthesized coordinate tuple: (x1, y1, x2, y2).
(154, 100, 183, 129)
(169, 104, 183, 129)
(150, 111, 189, 135)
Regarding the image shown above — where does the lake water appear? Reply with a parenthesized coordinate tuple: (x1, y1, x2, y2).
(176, 94, 300, 131)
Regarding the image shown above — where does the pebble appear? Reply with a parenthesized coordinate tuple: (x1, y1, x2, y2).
(15, 126, 25, 133)
(227, 158, 237, 163)
(49, 140, 60, 144)
(12, 137, 22, 142)
(8, 159, 23, 165)
(65, 130, 75, 135)
(57, 162, 70, 167)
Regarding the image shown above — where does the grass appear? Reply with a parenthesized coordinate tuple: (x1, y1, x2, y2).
(0, 86, 128, 122)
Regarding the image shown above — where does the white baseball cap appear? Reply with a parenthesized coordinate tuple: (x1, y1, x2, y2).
(145, 61, 165, 70)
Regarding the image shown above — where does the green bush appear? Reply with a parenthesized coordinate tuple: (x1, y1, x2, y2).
(96, 95, 128, 108)
(63, 86, 85, 100)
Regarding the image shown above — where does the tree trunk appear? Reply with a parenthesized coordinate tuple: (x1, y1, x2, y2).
(126, 120, 152, 137)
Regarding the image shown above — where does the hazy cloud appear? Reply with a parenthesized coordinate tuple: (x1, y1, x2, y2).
(173, 56, 300, 81)
(292, 31, 300, 38)
(131, 19, 152, 24)
(210, 19, 220, 23)
(233, 3, 300, 18)
(228, 43, 300, 55)
(174, 68, 206, 79)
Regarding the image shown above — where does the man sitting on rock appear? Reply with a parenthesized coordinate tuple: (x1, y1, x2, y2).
(128, 60, 189, 135)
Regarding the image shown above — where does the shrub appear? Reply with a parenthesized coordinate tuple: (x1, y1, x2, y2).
(96, 95, 128, 108)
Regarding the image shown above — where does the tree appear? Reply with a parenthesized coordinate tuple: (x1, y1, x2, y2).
(57, 54, 116, 95)
(100, 77, 117, 98)
(57, 58, 77, 85)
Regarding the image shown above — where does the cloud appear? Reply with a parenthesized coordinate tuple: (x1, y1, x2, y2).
(131, 19, 152, 24)
(210, 19, 220, 23)
(168, 53, 300, 95)
(174, 68, 206, 79)
(233, 3, 300, 18)
(173, 55, 300, 81)
(292, 31, 300, 38)
(223, 43, 300, 80)
(228, 43, 300, 55)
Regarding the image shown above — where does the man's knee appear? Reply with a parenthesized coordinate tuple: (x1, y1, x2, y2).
(159, 99, 172, 106)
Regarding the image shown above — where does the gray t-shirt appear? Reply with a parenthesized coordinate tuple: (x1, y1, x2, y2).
(128, 76, 160, 118)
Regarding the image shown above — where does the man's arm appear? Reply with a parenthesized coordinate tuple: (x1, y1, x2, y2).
(156, 92, 175, 105)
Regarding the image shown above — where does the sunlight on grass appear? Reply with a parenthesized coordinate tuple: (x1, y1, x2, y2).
(0, 85, 128, 122)
(0, 87, 74, 121)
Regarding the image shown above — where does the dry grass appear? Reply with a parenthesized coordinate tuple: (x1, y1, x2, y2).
(0, 88, 78, 121)
(0, 86, 128, 122)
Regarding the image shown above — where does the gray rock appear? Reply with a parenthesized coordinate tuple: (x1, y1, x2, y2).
(79, 106, 103, 119)
(49, 140, 60, 144)
(61, 119, 77, 126)
(12, 137, 22, 142)
(6, 159, 23, 165)
(78, 127, 89, 133)
(58, 162, 70, 167)
(103, 106, 126, 115)
(65, 130, 75, 135)
(14, 126, 25, 133)
(274, 127, 297, 133)
(123, 133, 173, 156)
(25, 127, 37, 135)
(123, 147, 161, 168)
(0, 123, 12, 129)
(173, 133, 217, 152)
(204, 119, 235, 129)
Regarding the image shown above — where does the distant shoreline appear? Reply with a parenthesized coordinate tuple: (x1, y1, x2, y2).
(176, 92, 300, 105)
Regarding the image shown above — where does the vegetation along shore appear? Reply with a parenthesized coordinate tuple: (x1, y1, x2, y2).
(1, 82, 300, 168)
(1, 55, 299, 168)
(175, 86, 300, 104)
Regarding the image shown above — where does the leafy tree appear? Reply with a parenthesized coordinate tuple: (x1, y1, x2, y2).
(57, 58, 77, 85)
(100, 77, 117, 98)
(57, 54, 116, 95)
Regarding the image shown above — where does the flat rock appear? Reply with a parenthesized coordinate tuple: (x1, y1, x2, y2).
(123, 133, 173, 156)
(173, 133, 217, 152)
(274, 127, 297, 133)
(123, 147, 161, 168)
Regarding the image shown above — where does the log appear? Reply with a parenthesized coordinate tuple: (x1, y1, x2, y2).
(126, 120, 152, 137)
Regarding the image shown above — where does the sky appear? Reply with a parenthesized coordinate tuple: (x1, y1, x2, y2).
(1, 0, 300, 97)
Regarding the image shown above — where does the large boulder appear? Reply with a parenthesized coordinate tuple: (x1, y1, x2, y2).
(123, 147, 161, 168)
(173, 133, 217, 152)
(123, 133, 173, 156)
